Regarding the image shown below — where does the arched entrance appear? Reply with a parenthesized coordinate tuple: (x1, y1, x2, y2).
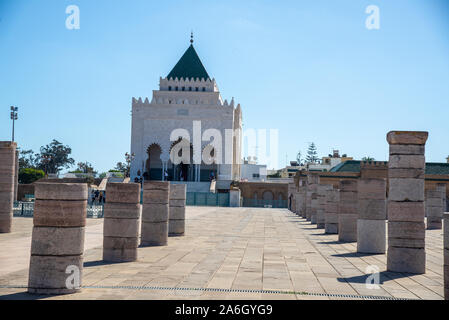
(201, 145, 218, 182)
(145, 144, 162, 180)
(169, 138, 194, 181)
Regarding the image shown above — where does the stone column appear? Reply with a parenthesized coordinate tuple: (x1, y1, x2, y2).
(103, 182, 141, 262)
(426, 184, 446, 229)
(294, 191, 301, 216)
(28, 183, 87, 294)
(14, 150, 19, 201)
(299, 176, 307, 218)
(0, 141, 17, 233)
(229, 188, 241, 208)
(325, 188, 339, 234)
(288, 182, 295, 212)
(357, 178, 387, 253)
(338, 180, 358, 242)
(387, 130, 428, 274)
(444, 213, 449, 300)
(317, 184, 332, 229)
(169, 184, 187, 236)
(307, 173, 319, 224)
(141, 181, 170, 246)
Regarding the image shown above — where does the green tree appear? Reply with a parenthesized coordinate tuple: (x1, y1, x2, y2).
(75, 162, 97, 175)
(362, 156, 375, 161)
(18, 168, 45, 184)
(305, 142, 319, 164)
(18, 149, 38, 169)
(114, 162, 127, 172)
(296, 151, 302, 166)
(36, 140, 75, 174)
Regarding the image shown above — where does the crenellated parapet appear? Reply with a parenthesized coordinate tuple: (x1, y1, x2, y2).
(360, 160, 388, 179)
(159, 77, 218, 92)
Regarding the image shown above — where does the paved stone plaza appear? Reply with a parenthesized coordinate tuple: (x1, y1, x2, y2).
(0, 207, 445, 300)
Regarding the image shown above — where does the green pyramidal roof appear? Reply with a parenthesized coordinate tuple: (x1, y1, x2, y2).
(167, 45, 210, 80)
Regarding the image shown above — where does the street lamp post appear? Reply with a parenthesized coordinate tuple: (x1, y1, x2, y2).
(10, 106, 18, 142)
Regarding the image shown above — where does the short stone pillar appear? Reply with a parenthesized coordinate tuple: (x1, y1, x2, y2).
(338, 180, 358, 242)
(305, 188, 312, 221)
(307, 173, 319, 223)
(325, 188, 339, 234)
(444, 213, 449, 300)
(387, 130, 428, 274)
(298, 176, 307, 218)
(14, 150, 19, 201)
(288, 182, 296, 213)
(103, 182, 141, 262)
(357, 178, 387, 253)
(317, 184, 332, 229)
(141, 181, 170, 246)
(426, 184, 446, 229)
(294, 191, 301, 216)
(229, 189, 241, 208)
(0, 141, 17, 233)
(28, 183, 87, 294)
(169, 184, 186, 236)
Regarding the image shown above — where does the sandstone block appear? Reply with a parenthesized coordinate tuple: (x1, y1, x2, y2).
(169, 206, 185, 220)
(358, 179, 386, 198)
(142, 190, 169, 204)
(389, 144, 425, 155)
(143, 181, 169, 191)
(339, 191, 358, 203)
(103, 236, 139, 249)
(169, 184, 186, 200)
(338, 214, 357, 242)
(169, 199, 186, 207)
(28, 255, 83, 294)
(388, 178, 424, 202)
(106, 182, 140, 204)
(386, 131, 428, 145)
(169, 219, 185, 236)
(142, 204, 169, 222)
(104, 203, 141, 219)
(141, 221, 168, 246)
(338, 202, 358, 215)
(103, 218, 140, 238)
(387, 246, 425, 274)
(388, 237, 425, 248)
(339, 180, 357, 192)
(358, 199, 386, 220)
(389, 155, 425, 169)
(387, 201, 425, 222)
(388, 221, 425, 240)
(31, 226, 85, 256)
(35, 183, 87, 201)
(33, 200, 87, 227)
(0, 215, 12, 233)
(388, 168, 425, 179)
(357, 219, 386, 254)
(426, 198, 442, 208)
(325, 223, 338, 234)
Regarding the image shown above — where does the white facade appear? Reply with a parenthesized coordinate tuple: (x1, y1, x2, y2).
(241, 163, 267, 182)
(130, 42, 242, 189)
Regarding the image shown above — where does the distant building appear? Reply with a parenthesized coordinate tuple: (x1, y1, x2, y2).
(241, 157, 267, 182)
(129, 35, 242, 192)
(308, 150, 353, 172)
(278, 161, 301, 178)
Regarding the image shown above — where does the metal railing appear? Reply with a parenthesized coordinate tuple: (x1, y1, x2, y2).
(241, 198, 288, 208)
(13, 201, 104, 218)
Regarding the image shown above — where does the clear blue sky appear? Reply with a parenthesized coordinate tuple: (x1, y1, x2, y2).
(1, 0, 448, 172)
